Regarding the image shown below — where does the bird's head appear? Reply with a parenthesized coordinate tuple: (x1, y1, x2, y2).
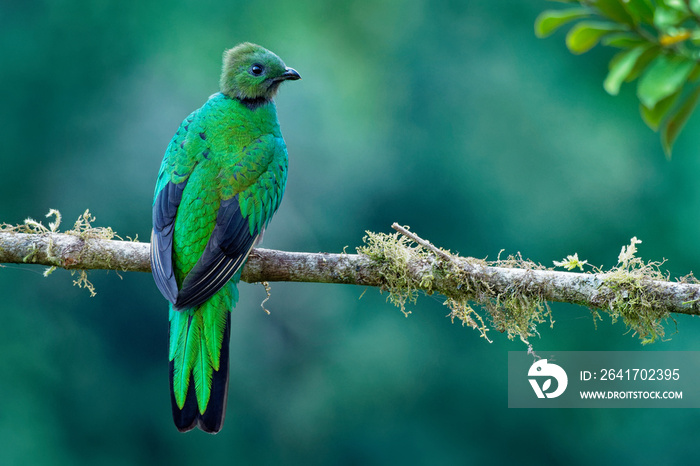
(219, 42, 300, 105)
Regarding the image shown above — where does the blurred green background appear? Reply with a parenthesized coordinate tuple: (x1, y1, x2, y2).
(2, 0, 700, 464)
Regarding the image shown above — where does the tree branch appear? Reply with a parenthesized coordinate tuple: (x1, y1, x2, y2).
(2, 225, 699, 343)
(0, 231, 380, 284)
(2, 229, 699, 313)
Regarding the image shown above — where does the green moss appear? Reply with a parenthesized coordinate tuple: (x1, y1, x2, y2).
(358, 230, 552, 344)
(358, 230, 673, 347)
(71, 269, 97, 297)
(600, 238, 673, 344)
(358, 230, 427, 317)
(2, 209, 126, 297)
(66, 209, 119, 241)
(22, 244, 39, 263)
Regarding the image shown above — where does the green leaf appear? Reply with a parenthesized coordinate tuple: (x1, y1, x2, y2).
(654, 5, 689, 29)
(565, 21, 622, 54)
(605, 45, 651, 95)
(621, 0, 655, 24)
(535, 8, 591, 38)
(640, 89, 681, 130)
(661, 86, 700, 156)
(625, 46, 661, 82)
(660, 0, 689, 12)
(691, 0, 700, 15)
(602, 32, 647, 48)
(591, 0, 636, 25)
(689, 65, 700, 82)
(637, 55, 696, 109)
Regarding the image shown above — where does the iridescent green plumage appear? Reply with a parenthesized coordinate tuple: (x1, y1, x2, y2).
(151, 43, 299, 433)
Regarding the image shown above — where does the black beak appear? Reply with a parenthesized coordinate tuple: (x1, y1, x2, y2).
(280, 67, 301, 81)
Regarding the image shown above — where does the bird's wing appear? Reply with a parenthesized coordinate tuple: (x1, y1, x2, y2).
(151, 180, 187, 304)
(173, 196, 257, 310)
(151, 109, 201, 305)
(173, 133, 288, 310)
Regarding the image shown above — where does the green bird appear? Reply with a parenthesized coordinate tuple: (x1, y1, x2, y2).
(150, 43, 300, 433)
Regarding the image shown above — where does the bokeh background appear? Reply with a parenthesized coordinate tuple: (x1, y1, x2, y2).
(2, 0, 700, 464)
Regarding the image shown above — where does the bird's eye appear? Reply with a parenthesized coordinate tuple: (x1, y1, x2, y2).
(250, 64, 264, 76)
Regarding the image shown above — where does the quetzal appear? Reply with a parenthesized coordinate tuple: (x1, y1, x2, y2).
(150, 43, 300, 433)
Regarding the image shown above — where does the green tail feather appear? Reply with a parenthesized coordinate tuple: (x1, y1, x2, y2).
(192, 311, 214, 413)
(170, 308, 199, 410)
(201, 293, 229, 371)
(169, 273, 240, 427)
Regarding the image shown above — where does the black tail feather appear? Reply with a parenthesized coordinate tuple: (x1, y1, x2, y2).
(169, 313, 231, 434)
(170, 365, 198, 432)
(197, 312, 231, 433)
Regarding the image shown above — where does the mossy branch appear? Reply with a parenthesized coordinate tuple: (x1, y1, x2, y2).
(2, 211, 699, 345)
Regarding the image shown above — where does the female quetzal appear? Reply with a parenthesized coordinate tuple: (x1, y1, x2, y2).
(150, 43, 300, 433)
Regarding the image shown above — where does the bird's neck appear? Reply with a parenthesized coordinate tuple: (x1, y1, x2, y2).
(238, 96, 272, 111)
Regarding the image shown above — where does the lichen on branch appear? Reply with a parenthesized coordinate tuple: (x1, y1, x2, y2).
(360, 225, 696, 345)
(2, 210, 700, 346)
(358, 226, 553, 344)
(1, 209, 146, 295)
